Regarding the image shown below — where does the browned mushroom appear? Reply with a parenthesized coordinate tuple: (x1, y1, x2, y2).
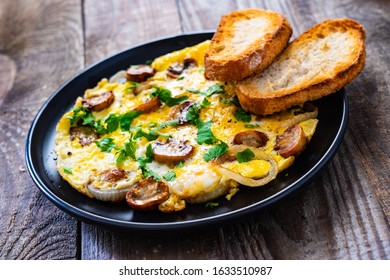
(127, 65, 156, 82)
(134, 97, 161, 113)
(275, 125, 307, 158)
(166, 57, 197, 78)
(152, 139, 194, 164)
(100, 168, 127, 182)
(232, 130, 268, 148)
(70, 126, 98, 146)
(169, 100, 195, 124)
(126, 177, 169, 210)
(82, 91, 115, 111)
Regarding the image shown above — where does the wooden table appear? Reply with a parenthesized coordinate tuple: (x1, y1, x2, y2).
(0, 0, 389, 260)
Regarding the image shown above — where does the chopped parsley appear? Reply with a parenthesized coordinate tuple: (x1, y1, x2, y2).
(63, 167, 73, 175)
(200, 97, 211, 108)
(119, 110, 142, 131)
(137, 144, 161, 181)
(244, 123, 260, 128)
(116, 136, 137, 165)
(205, 202, 219, 208)
(203, 141, 228, 162)
(67, 106, 95, 126)
(186, 83, 225, 97)
(195, 120, 219, 145)
(103, 114, 120, 134)
(95, 137, 116, 152)
(151, 86, 188, 107)
(220, 96, 240, 106)
(133, 127, 158, 141)
(236, 148, 255, 163)
(233, 108, 252, 123)
(123, 81, 140, 92)
(163, 171, 177, 182)
(150, 120, 180, 135)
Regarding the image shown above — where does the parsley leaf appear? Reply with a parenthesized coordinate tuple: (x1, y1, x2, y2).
(220, 96, 240, 106)
(67, 106, 95, 126)
(151, 87, 188, 107)
(187, 84, 225, 97)
(163, 171, 177, 181)
(123, 82, 140, 93)
(203, 141, 228, 162)
(119, 110, 142, 131)
(103, 114, 120, 134)
(95, 138, 116, 152)
(244, 123, 260, 128)
(185, 104, 200, 124)
(233, 108, 252, 123)
(63, 167, 73, 175)
(205, 202, 219, 208)
(116, 137, 137, 165)
(137, 145, 161, 181)
(236, 148, 255, 163)
(133, 128, 158, 141)
(195, 121, 219, 145)
(201, 97, 211, 108)
(150, 120, 180, 135)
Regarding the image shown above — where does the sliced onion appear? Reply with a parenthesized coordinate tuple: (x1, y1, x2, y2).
(87, 184, 132, 202)
(213, 145, 278, 187)
(280, 110, 318, 128)
(109, 70, 128, 84)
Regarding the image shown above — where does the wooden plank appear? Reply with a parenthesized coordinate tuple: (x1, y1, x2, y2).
(80, 0, 389, 259)
(0, 0, 83, 259)
(81, 0, 182, 260)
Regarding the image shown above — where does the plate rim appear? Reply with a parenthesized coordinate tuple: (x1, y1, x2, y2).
(25, 31, 349, 231)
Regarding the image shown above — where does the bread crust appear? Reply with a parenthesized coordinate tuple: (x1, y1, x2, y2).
(236, 18, 366, 115)
(204, 9, 292, 82)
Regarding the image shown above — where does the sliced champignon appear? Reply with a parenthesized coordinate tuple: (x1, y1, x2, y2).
(70, 126, 98, 146)
(275, 125, 307, 158)
(134, 97, 161, 113)
(232, 130, 268, 148)
(152, 139, 194, 164)
(100, 168, 127, 182)
(169, 100, 195, 124)
(126, 65, 156, 82)
(166, 57, 197, 78)
(126, 177, 169, 210)
(82, 91, 115, 111)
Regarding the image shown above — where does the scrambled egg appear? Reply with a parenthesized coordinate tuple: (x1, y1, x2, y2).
(55, 41, 318, 212)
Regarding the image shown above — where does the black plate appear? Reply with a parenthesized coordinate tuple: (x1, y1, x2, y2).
(25, 32, 348, 231)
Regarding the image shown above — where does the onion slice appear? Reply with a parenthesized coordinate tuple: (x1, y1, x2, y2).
(87, 184, 131, 202)
(109, 70, 128, 84)
(213, 145, 278, 187)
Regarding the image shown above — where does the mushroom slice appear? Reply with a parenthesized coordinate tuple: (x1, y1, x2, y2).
(166, 57, 197, 78)
(70, 126, 98, 146)
(275, 125, 307, 158)
(82, 91, 115, 111)
(152, 139, 194, 164)
(100, 168, 127, 182)
(169, 100, 195, 124)
(134, 97, 161, 113)
(127, 65, 156, 82)
(126, 177, 169, 210)
(232, 130, 268, 148)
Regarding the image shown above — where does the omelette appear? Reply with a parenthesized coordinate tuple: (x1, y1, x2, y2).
(55, 41, 318, 212)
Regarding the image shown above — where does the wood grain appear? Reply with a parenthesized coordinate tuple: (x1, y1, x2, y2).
(0, 0, 388, 260)
(0, 0, 83, 259)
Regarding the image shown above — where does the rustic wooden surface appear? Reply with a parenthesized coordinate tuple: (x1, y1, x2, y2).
(0, 0, 389, 260)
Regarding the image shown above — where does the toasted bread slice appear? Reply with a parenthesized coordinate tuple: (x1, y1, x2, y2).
(204, 9, 292, 82)
(236, 18, 366, 115)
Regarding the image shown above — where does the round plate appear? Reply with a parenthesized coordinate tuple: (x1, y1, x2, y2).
(25, 32, 348, 231)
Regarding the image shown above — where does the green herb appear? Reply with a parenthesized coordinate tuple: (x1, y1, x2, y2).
(116, 137, 137, 165)
(203, 141, 228, 162)
(147, 122, 158, 128)
(63, 167, 73, 175)
(236, 148, 255, 163)
(187, 83, 225, 97)
(163, 171, 177, 182)
(103, 114, 120, 134)
(151, 87, 188, 107)
(177, 161, 185, 168)
(201, 97, 211, 108)
(137, 145, 161, 181)
(233, 108, 252, 123)
(145, 59, 153, 65)
(95, 138, 116, 152)
(176, 76, 184, 81)
(220, 96, 240, 106)
(133, 128, 158, 141)
(145, 144, 154, 161)
(150, 120, 180, 135)
(195, 120, 219, 145)
(185, 104, 200, 124)
(67, 106, 95, 126)
(119, 110, 142, 131)
(244, 123, 260, 128)
(123, 81, 140, 92)
(205, 202, 219, 208)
